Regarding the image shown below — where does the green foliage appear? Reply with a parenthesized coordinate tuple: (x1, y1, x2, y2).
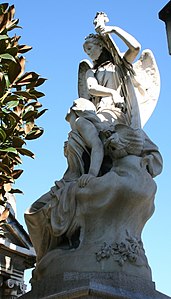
(0, 3, 46, 201)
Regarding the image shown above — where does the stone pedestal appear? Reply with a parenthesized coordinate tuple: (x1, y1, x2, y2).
(20, 272, 170, 299)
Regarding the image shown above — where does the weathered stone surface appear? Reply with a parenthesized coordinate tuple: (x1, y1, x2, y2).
(20, 272, 170, 299)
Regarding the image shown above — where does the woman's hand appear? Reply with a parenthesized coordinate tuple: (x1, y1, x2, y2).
(78, 174, 94, 188)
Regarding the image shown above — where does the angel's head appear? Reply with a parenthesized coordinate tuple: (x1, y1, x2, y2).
(83, 33, 113, 65)
(83, 34, 104, 62)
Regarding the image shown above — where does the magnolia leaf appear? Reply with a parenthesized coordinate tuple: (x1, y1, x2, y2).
(17, 147, 35, 158)
(12, 136, 25, 148)
(13, 105, 23, 117)
(11, 34, 21, 47)
(8, 59, 22, 84)
(14, 90, 37, 99)
(3, 113, 16, 128)
(0, 174, 12, 182)
(0, 72, 6, 97)
(0, 12, 8, 33)
(29, 89, 45, 98)
(8, 5, 15, 21)
(0, 53, 16, 62)
(9, 188, 23, 194)
(15, 72, 39, 86)
(8, 152, 22, 165)
(0, 147, 17, 154)
(0, 128, 7, 142)
(12, 169, 23, 179)
(36, 108, 48, 119)
(6, 18, 19, 31)
(34, 77, 47, 87)
(0, 4, 8, 15)
(3, 94, 18, 103)
(0, 162, 11, 175)
(22, 110, 37, 121)
(6, 100, 19, 109)
(24, 121, 34, 134)
(0, 34, 8, 40)
(6, 46, 18, 57)
(25, 128, 44, 140)
(18, 44, 32, 54)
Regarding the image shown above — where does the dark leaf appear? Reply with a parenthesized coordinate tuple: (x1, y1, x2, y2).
(0, 72, 6, 97)
(34, 77, 47, 87)
(18, 44, 32, 54)
(12, 136, 25, 148)
(0, 4, 8, 15)
(8, 59, 22, 83)
(14, 90, 37, 99)
(12, 169, 23, 179)
(8, 5, 15, 21)
(0, 162, 11, 175)
(29, 89, 45, 98)
(25, 128, 44, 140)
(0, 174, 12, 183)
(5, 46, 18, 57)
(8, 152, 22, 164)
(36, 108, 48, 119)
(22, 110, 37, 121)
(15, 72, 39, 86)
(17, 147, 35, 158)
(9, 188, 23, 194)
(0, 128, 6, 142)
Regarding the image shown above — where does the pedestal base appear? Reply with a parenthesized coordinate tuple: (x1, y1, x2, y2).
(20, 272, 171, 299)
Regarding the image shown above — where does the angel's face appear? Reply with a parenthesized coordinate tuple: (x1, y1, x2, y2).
(84, 41, 102, 62)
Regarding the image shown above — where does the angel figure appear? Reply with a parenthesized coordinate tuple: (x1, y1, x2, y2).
(78, 12, 160, 129)
(64, 12, 160, 186)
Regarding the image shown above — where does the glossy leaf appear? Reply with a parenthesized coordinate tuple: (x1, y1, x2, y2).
(0, 53, 16, 62)
(12, 169, 23, 179)
(25, 128, 44, 140)
(18, 44, 32, 53)
(0, 128, 6, 142)
(17, 147, 35, 158)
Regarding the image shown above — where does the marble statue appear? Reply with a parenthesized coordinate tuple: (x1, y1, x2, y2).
(24, 12, 162, 286)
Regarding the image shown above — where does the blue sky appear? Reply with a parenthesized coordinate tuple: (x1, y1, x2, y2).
(5, 0, 171, 296)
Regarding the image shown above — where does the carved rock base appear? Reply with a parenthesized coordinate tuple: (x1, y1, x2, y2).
(20, 272, 171, 299)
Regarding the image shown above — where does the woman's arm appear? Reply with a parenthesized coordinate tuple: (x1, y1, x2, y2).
(97, 25, 141, 64)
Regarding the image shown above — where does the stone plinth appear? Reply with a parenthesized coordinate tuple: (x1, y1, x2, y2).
(20, 272, 170, 299)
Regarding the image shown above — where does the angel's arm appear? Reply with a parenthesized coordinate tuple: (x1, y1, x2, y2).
(86, 69, 124, 103)
(97, 25, 141, 64)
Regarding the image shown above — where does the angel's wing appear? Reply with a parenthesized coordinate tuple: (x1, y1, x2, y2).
(133, 49, 160, 128)
(78, 59, 93, 99)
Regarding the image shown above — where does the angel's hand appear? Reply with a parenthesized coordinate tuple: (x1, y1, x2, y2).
(97, 25, 114, 35)
(78, 174, 94, 188)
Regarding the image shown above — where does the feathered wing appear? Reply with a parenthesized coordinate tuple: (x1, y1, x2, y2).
(78, 59, 93, 99)
(132, 49, 160, 128)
